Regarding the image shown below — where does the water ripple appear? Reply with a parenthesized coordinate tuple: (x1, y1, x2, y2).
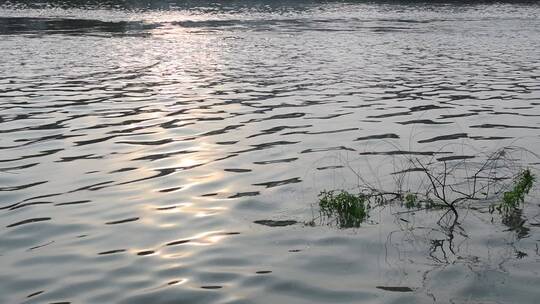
(1, 2, 539, 304)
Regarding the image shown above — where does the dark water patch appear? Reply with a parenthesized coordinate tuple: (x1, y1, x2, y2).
(116, 138, 174, 146)
(0, 162, 39, 172)
(343, 103, 385, 109)
(69, 181, 113, 193)
(9, 201, 52, 210)
(224, 168, 252, 173)
(254, 220, 298, 227)
(247, 125, 312, 138)
(391, 167, 426, 175)
(0, 134, 84, 149)
(26, 290, 44, 298)
(132, 149, 196, 162)
(417, 133, 468, 143)
(201, 193, 218, 197)
(165, 109, 190, 117)
(253, 177, 301, 188)
(505, 106, 534, 110)
(228, 191, 260, 198)
(199, 124, 244, 137)
(469, 109, 494, 113)
(0, 17, 158, 36)
(317, 165, 344, 170)
(0, 202, 27, 210)
(56, 154, 102, 162)
(253, 157, 298, 165)
(137, 250, 155, 256)
(409, 105, 452, 112)
(117, 167, 179, 185)
(0, 148, 62, 163)
(28, 241, 55, 251)
(283, 127, 359, 136)
(370, 26, 411, 32)
(156, 205, 177, 211)
(305, 112, 353, 120)
(74, 135, 117, 146)
(470, 124, 540, 130)
(376, 286, 414, 292)
(397, 119, 452, 125)
(166, 239, 191, 247)
(355, 133, 399, 141)
(201, 286, 222, 289)
(172, 18, 342, 30)
(492, 111, 540, 117)
(377, 18, 430, 23)
(159, 187, 182, 193)
(215, 141, 238, 145)
(301, 146, 355, 153)
(211, 153, 239, 163)
(108, 125, 165, 136)
(98, 249, 126, 256)
(109, 167, 138, 174)
(436, 155, 476, 161)
(54, 200, 91, 206)
(470, 135, 514, 140)
(105, 217, 139, 225)
(6, 217, 51, 228)
(253, 112, 305, 122)
(367, 111, 411, 119)
(0, 121, 66, 134)
(2, 193, 63, 210)
(73, 119, 147, 132)
(446, 94, 474, 100)
(439, 113, 478, 119)
(359, 150, 448, 156)
(235, 141, 299, 153)
(256, 271, 272, 274)
(196, 116, 227, 121)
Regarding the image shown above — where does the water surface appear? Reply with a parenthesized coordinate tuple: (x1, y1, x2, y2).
(1, 1, 539, 303)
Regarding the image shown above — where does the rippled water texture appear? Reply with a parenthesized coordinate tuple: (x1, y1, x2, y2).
(1, 1, 540, 303)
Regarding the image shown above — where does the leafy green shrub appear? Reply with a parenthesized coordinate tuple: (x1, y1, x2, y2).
(318, 190, 369, 228)
(497, 169, 535, 214)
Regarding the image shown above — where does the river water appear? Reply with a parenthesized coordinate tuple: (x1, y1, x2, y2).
(1, 1, 539, 303)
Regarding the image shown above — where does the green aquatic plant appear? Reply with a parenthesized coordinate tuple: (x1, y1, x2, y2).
(404, 193, 418, 209)
(497, 169, 535, 214)
(318, 190, 369, 228)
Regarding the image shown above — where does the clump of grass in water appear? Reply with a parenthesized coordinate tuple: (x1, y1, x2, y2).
(497, 169, 535, 214)
(404, 193, 419, 209)
(318, 190, 369, 228)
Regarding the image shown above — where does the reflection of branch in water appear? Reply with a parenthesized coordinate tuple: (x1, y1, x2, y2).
(502, 208, 530, 239)
(379, 201, 540, 303)
(383, 209, 466, 275)
(428, 239, 447, 264)
(427, 210, 471, 264)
